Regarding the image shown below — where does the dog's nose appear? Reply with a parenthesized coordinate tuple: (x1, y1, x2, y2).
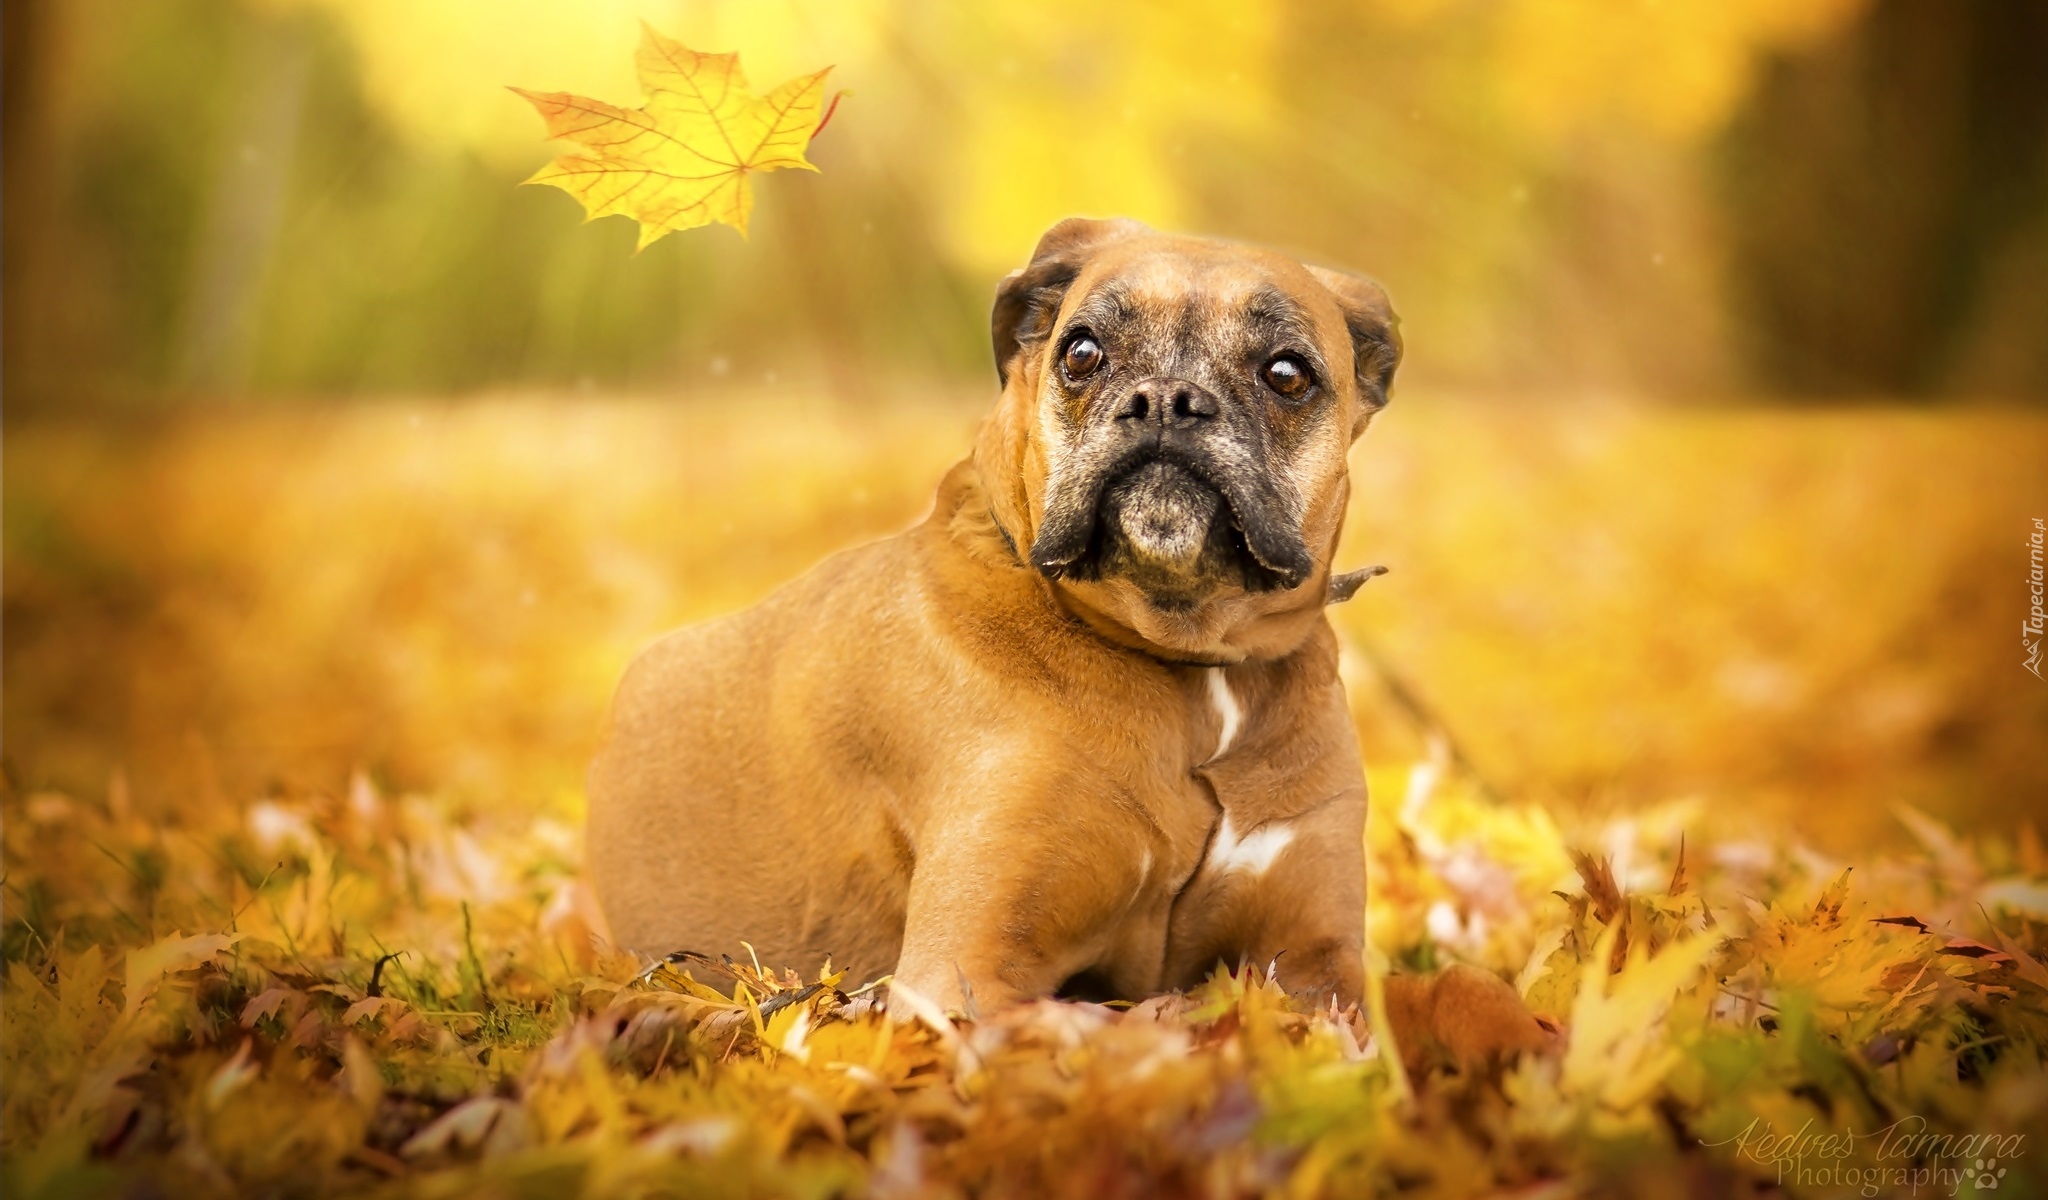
(1115, 377, 1219, 428)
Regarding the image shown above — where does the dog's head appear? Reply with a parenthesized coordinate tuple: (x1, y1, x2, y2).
(975, 218, 1400, 660)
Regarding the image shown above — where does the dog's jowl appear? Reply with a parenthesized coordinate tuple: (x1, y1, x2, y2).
(589, 218, 1548, 1060)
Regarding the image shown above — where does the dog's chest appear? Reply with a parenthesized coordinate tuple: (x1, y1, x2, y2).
(1198, 666, 1301, 857)
(1141, 665, 1291, 889)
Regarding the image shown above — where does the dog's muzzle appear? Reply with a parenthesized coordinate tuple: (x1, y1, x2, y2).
(1029, 376, 1313, 592)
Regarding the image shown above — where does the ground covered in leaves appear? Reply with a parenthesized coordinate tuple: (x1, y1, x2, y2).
(5, 766, 2046, 1198)
(5, 397, 2047, 1197)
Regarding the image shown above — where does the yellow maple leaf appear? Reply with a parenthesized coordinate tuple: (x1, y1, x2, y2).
(122, 930, 243, 1018)
(512, 24, 836, 247)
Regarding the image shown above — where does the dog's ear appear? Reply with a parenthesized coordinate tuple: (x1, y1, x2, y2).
(991, 217, 1147, 387)
(1307, 265, 1402, 418)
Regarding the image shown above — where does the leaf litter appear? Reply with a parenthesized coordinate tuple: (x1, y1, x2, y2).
(4, 763, 2045, 1198)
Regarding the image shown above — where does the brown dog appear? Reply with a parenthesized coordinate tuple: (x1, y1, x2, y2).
(589, 218, 1546, 1060)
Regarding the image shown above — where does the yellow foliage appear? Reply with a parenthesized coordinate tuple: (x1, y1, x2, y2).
(4, 398, 2047, 1194)
(1559, 926, 1722, 1123)
(4, 703, 2045, 1194)
(1490, 0, 1870, 138)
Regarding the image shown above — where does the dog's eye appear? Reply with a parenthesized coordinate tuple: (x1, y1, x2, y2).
(1261, 354, 1313, 399)
(1062, 335, 1105, 380)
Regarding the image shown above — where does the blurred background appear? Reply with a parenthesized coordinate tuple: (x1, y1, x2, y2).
(6, 0, 2047, 850)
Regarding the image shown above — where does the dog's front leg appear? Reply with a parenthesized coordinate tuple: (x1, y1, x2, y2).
(1161, 658, 1370, 1007)
(1162, 785, 1368, 1006)
(889, 791, 1154, 1013)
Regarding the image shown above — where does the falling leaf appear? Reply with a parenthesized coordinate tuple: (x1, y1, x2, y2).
(513, 24, 837, 246)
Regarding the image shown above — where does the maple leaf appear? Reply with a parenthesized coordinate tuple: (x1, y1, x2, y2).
(123, 931, 242, 1018)
(512, 25, 838, 247)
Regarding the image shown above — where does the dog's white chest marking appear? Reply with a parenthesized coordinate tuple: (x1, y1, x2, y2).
(1205, 668, 1242, 761)
(1207, 813, 1294, 877)
(1200, 670, 1288, 876)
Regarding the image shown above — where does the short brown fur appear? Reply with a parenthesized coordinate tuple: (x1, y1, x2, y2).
(588, 219, 1550, 1063)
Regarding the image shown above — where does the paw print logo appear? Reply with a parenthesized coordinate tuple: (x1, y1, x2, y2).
(1967, 1158, 2008, 1190)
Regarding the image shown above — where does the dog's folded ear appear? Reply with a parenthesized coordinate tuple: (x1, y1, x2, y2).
(991, 217, 1148, 387)
(1306, 265, 1402, 417)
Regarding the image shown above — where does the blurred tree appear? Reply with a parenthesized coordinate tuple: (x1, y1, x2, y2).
(5, 0, 2043, 410)
(1720, 0, 2048, 398)
(0, 0, 989, 414)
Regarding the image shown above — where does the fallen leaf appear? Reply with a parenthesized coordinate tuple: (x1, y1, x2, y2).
(1562, 926, 1722, 1115)
(336, 1036, 382, 1116)
(401, 1096, 516, 1159)
(340, 996, 393, 1026)
(1813, 867, 1853, 926)
(1570, 850, 1625, 923)
(1666, 834, 1690, 897)
(1980, 925, 2048, 992)
(1938, 938, 2014, 964)
(123, 931, 241, 1018)
(240, 987, 294, 1027)
(204, 1039, 260, 1111)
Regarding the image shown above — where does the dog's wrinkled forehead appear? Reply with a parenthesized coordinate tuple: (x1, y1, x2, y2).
(992, 218, 1401, 416)
(1056, 264, 1331, 385)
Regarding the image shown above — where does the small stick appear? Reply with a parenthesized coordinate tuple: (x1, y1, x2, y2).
(1326, 564, 1389, 606)
(1353, 632, 1508, 806)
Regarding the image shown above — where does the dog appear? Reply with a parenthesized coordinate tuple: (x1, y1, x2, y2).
(589, 217, 1549, 1065)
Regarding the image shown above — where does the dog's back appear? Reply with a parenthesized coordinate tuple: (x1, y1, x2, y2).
(588, 525, 928, 980)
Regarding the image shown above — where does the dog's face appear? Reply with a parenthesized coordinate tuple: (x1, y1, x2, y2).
(978, 218, 1401, 660)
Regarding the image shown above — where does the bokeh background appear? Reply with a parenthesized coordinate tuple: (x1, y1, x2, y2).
(6, 0, 2047, 852)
